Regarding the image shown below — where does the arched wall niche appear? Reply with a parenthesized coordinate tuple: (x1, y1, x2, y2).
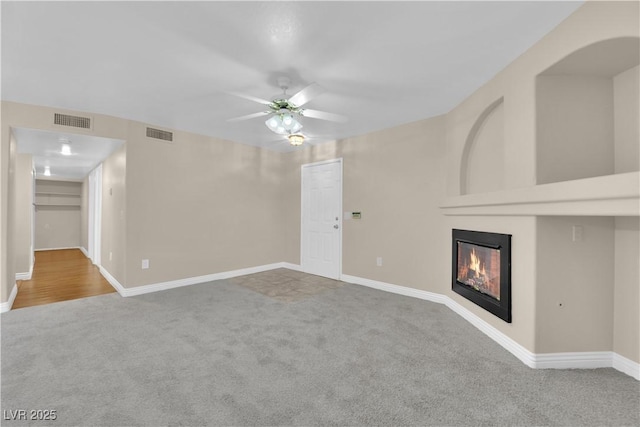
(536, 37, 640, 185)
(459, 97, 505, 195)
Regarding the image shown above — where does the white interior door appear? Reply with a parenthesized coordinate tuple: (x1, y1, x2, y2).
(301, 159, 342, 279)
(88, 164, 102, 265)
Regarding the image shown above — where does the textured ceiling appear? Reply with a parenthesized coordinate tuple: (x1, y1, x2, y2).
(3, 1, 583, 174)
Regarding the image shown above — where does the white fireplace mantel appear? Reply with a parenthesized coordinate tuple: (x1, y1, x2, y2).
(440, 171, 639, 217)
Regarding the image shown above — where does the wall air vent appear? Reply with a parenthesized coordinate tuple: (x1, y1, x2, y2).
(53, 113, 91, 129)
(146, 127, 173, 142)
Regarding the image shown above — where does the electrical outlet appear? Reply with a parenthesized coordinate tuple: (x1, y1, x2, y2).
(142, 259, 149, 269)
(109, 252, 113, 261)
(376, 257, 383, 267)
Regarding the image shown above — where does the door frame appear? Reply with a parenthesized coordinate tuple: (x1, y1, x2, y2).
(30, 164, 36, 273)
(300, 157, 343, 280)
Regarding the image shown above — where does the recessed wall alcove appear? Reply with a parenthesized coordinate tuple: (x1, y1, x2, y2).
(536, 37, 640, 185)
(460, 97, 505, 195)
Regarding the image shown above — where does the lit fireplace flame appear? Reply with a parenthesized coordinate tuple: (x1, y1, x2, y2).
(469, 248, 486, 278)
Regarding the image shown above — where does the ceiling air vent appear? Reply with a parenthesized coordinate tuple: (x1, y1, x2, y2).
(146, 127, 173, 142)
(54, 113, 91, 129)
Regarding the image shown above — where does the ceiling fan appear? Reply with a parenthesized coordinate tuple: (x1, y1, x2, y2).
(227, 76, 347, 143)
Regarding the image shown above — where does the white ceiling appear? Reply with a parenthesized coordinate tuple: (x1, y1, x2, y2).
(14, 128, 124, 181)
(2, 1, 583, 165)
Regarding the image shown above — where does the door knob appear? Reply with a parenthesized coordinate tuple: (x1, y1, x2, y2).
(334, 224, 339, 229)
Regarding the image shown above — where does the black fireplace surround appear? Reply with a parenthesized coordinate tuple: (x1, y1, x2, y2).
(452, 229, 512, 323)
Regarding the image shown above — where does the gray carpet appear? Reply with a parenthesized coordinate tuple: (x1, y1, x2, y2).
(1, 270, 638, 426)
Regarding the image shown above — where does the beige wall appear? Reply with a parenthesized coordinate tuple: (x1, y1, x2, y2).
(613, 217, 640, 362)
(0, 122, 7, 302)
(463, 100, 505, 194)
(3, 129, 18, 301)
(536, 75, 614, 184)
(101, 144, 127, 284)
(614, 65, 640, 174)
(34, 209, 81, 250)
(14, 154, 33, 273)
(34, 180, 82, 250)
(281, 116, 447, 293)
(536, 217, 615, 353)
(124, 121, 285, 287)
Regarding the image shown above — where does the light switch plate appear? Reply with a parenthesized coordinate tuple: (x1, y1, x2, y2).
(572, 225, 583, 242)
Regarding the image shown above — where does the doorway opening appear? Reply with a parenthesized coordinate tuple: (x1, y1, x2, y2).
(12, 127, 123, 309)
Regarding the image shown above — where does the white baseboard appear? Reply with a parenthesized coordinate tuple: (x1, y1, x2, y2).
(532, 352, 639, 380)
(282, 262, 303, 272)
(341, 274, 449, 305)
(15, 263, 34, 281)
(613, 352, 640, 380)
(100, 262, 291, 298)
(0, 284, 18, 313)
(341, 273, 639, 380)
(35, 246, 80, 251)
(99, 266, 126, 296)
(532, 351, 613, 369)
(15, 272, 31, 280)
(79, 246, 89, 258)
(16, 259, 35, 281)
(445, 295, 536, 368)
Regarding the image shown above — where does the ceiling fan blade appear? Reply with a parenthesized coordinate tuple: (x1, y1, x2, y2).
(288, 83, 326, 107)
(226, 91, 273, 106)
(300, 109, 348, 123)
(227, 111, 270, 122)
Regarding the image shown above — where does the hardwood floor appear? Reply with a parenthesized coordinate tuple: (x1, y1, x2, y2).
(13, 249, 116, 309)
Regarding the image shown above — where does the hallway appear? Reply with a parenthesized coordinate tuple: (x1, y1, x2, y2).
(13, 249, 116, 309)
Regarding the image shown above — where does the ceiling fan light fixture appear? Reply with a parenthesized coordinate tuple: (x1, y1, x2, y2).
(282, 114, 293, 126)
(228, 80, 345, 143)
(288, 133, 305, 146)
(289, 120, 302, 133)
(265, 113, 303, 135)
(266, 116, 280, 131)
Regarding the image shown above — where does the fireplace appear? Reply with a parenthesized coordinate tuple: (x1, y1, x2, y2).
(452, 229, 512, 322)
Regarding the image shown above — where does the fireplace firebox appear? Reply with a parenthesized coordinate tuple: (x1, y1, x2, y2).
(452, 229, 512, 322)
